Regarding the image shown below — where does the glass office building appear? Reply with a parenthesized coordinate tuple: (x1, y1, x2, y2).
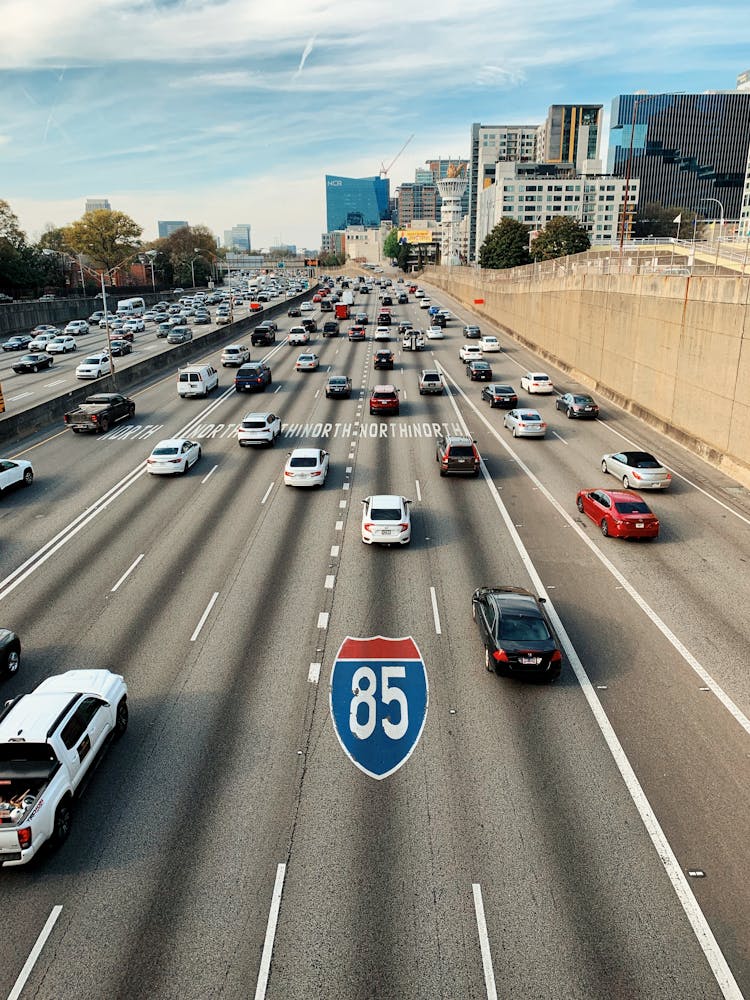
(608, 92, 750, 220)
(325, 176, 390, 232)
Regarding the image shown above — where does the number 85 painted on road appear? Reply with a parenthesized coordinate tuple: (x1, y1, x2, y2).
(330, 637, 429, 780)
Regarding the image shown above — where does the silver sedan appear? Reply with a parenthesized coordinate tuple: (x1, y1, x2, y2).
(600, 450, 672, 490)
(503, 409, 548, 438)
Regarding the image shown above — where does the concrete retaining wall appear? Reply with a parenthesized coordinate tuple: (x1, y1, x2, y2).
(0, 290, 313, 444)
(425, 265, 750, 487)
(0, 291, 177, 337)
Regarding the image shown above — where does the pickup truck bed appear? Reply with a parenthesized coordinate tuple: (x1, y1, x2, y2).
(64, 393, 135, 433)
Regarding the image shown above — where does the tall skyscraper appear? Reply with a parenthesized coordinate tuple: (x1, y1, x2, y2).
(537, 105, 603, 169)
(85, 198, 111, 212)
(468, 124, 539, 260)
(223, 225, 252, 251)
(325, 175, 390, 232)
(158, 220, 189, 238)
(607, 92, 750, 220)
(397, 183, 439, 226)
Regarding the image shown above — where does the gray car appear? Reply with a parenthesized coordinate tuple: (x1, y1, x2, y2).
(166, 326, 192, 345)
(503, 409, 548, 438)
(600, 450, 672, 490)
(418, 370, 444, 395)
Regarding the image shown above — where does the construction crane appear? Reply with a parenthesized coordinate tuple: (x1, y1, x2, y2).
(380, 134, 415, 177)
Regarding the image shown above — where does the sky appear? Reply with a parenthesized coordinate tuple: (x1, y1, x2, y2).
(1, 0, 750, 251)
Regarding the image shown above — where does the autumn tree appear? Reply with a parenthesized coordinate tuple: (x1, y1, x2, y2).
(64, 209, 143, 272)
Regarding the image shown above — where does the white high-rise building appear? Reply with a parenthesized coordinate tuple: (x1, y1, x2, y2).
(85, 198, 111, 212)
(223, 225, 252, 252)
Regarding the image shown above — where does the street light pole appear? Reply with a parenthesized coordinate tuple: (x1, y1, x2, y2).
(699, 197, 725, 243)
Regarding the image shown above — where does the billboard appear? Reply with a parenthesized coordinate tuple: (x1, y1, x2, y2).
(397, 229, 435, 245)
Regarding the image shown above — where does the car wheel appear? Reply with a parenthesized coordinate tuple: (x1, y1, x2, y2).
(22, 469, 33, 487)
(53, 798, 72, 845)
(180, 461, 189, 475)
(114, 697, 128, 738)
(32, 364, 38, 373)
(484, 647, 494, 673)
(129, 405, 136, 418)
(512, 427, 517, 437)
(576, 496, 584, 512)
(99, 418, 110, 433)
(2, 642, 20, 676)
(600, 519, 609, 537)
(601, 460, 608, 474)
(622, 475, 630, 488)
(566, 408, 573, 419)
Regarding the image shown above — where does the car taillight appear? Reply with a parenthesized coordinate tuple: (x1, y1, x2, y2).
(493, 649, 509, 663)
(311, 470, 322, 476)
(169, 459, 181, 464)
(364, 522, 374, 531)
(633, 471, 642, 479)
(398, 523, 409, 531)
(17, 827, 32, 850)
(550, 650, 562, 664)
(91, 414, 98, 422)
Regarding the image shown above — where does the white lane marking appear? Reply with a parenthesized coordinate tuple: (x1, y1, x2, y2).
(429, 587, 442, 635)
(191, 592, 219, 642)
(335, 520, 343, 531)
(274, 384, 281, 393)
(441, 365, 750, 738)
(339, 500, 347, 509)
(201, 464, 218, 484)
(308, 662, 321, 684)
(261, 483, 274, 504)
(315, 389, 320, 398)
(472, 885, 498, 1000)
(330, 545, 340, 557)
(7, 392, 32, 401)
(346, 466, 353, 473)
(441, 374, 744, 1000)
(254, 863, 287, 1000)
(343, 482, 350, 491)
(325, 575, 335, 589)
(415, 479, 422, 502)
(551, 431, 568, 445)
(110, 554, 144, 592)
(43, 379, 66, 387)
(317, 612, 329, 629)
(8, 905, 63, 1000)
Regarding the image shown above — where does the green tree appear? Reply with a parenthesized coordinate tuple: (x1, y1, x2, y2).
(151, 224, 218, 286)
(478, 218, 531, 269)
(38, 226, 71, 253)
(633, 202, 698, 239)
(382, 228, 399, 259)
(396, 243, 410, 272)
(530, 216, 591, 261)
(64, 209, 143, 272)
(319, 252, 346, 267)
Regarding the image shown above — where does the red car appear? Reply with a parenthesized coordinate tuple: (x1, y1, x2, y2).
(369, 384, 399, 416)
(576, 489, 659, 539)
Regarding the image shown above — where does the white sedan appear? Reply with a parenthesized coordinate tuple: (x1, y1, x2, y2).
(479, 336, 501, 352)
(284, 448, 329, 487)
(373, 327, 391, 341)
(46, 335, 77, 354)
(0, 459, 34, 493)
(361, 494, 412, 546)
(520, 372, 554, 394)
(419, 299, 431, 309)
(426, 326, 444, 340)
(295, 353, 320, 371)
(65, 320, 89, 335)
(299, 301, 314, 312)
(146, 439, 202, 475)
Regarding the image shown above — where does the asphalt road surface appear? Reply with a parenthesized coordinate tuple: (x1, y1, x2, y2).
(0, 278, 748, 999)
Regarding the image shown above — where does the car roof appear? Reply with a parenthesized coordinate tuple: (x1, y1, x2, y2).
(372, 384, 396, 392)
(367, 494, 406, 506)
(488, 384, 514, 391)
(152, 438, 189, 448)
(527, 371, 550, 377)
(597, 489, 647, 501)
(482, 587, 540, 613)
(289, 447, 322, 458)
(618, 451, 659, 463)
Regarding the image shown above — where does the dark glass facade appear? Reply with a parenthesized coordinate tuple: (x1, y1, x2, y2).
(608, 93, 750, 218)
(325, 175, 390, 232)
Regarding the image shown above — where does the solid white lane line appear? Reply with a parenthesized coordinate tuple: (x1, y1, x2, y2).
(430, 587, 442, 635)
(308, 662, 321, 684)
(551, 431, 568, 445)
(325, 575, 335, 589)
(110, 554, 144, 592)
(201, 464, 218, 484)
(261, 483, 274, 505)
(317, 612, 329, 629)
(415, 479, 422, 502)
(330, 545, 340, 557)
(191, 592, 219, 642)
(254, 863, 287, 1000)
(7, 392, 32, 401)
(440, 373, 744, 999)
(472, 885, 498, 1000)
(8, 905, 63, 1000)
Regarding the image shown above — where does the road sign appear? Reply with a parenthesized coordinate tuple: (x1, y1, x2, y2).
(330, 636, 428, 780)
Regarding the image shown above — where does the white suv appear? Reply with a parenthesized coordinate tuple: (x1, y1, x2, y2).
(65, 320, 89, 335)
(221, 344, 250, 367)
(75, 352, 112, 379)
(237, 412, 281, 446)
(459, 344, 483, 362)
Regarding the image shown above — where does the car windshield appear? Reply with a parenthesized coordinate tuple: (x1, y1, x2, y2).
(573, 395, 594, 404)
(373, 392, 395, 400)
(329, 378, 347, 385)
(242, 420, 267, 429)
(614, 500, 651, 514)
(494, 386, 514, 393)
(152, 447, 178, 456)
(450, 446, 475, 458)
(83, 357, 101, 364)
(520, 413, 541, 421)
(290, 456, 318, 468)
(370, 506, 402, 520)
(498, 614, 551, 642)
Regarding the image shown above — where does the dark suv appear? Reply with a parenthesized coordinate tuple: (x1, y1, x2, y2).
(435, 434, 480, 476)
(323, 320, 340, 337)
(251, 324, 276, 346)
(374, 349, 394, 370)
(369, 385, 400, 416)
(235, 362, 272, 392)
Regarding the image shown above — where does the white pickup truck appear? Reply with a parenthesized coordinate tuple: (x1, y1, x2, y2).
(0, 670, 127, 867)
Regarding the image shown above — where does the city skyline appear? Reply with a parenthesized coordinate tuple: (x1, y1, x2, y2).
(2, 0, 750, 249)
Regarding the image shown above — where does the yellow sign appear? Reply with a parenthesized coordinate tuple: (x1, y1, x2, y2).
(397, 229, 435, 245)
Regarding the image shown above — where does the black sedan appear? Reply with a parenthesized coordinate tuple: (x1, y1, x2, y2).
(12, 352, 54, 374)
(466, 360, 493, 381)
(472, 586, 562, 680)
(109, 339, 133, 357)
(556, 392, 600, 419)
(287, 305, 302, 317)
(481, 383, 518, 408)
(2, 335, 33, 352)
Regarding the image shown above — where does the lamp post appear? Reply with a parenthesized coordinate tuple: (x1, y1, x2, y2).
(699, 197, 725, 244)
(143, 251, 157, 293)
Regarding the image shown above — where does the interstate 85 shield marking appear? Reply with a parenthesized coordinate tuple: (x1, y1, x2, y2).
(330, 636, 428, 780)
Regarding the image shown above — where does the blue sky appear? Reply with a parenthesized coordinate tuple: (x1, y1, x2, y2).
(1, 0, 749, 250)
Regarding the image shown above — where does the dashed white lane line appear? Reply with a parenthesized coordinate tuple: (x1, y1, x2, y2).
(274, 384, 282, 393)
(325, 575, 335, 589)
(339, 500, 347, 509)
(330, 545, 340, 557)
(415, 479, 422, 502)
(346, 466, 352, 473)
(551, 431, 568, 445)
(111, 554, 144, 592)
(335, 520, 344, 531)
(472, 885, 498, 1000)
(261, 483, 274, 504)
(307, 662, 321, 684)
(343, 482, 350, 491)
(191, 592, 219, 642)
(8, 905, 63, 1000)
(429, 586, 442, 635)
(253, 863, 287, 1000)
(7, 392, 32, 401)
(317, 612, 329, 629)
(44, 379, 66, 387)
(201, 464, 218, 484)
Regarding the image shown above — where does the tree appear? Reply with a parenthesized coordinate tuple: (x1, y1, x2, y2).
(38, 226, 72, 253)
(633, 202, 698, 239)
(396, 243, 410, 272)
(382, 228, 400, 260)
(478, 218, 531, 269)
(319, 252, 346, 267)
(530, 217, 590, 261)
(149, 224, 218, 287)
(64, 209, 143, 272)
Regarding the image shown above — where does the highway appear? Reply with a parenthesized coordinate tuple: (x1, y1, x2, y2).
(0, 276, 748, 999)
